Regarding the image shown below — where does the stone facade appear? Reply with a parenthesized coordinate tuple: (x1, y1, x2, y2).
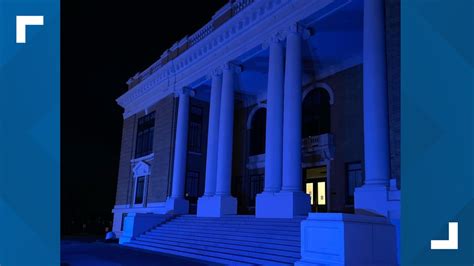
(113, 95, 178, 208)
(112, 2, 400, 255)
(321, 65, 364, 212)
(115, 115, 136, 205)
(112, 0, 400, 263)
(147, 95, 177, 203)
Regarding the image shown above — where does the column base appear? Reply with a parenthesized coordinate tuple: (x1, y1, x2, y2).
(259, 190, 310, 218)
(196, 195, 215, 217)
(355, 185, 399, 217)
(295, 213, 397, 266)
(165, 197, 189, 214)
(255, 192, 281, 218)
(355, 181, 401, 262)
(196, 195, 236, 217)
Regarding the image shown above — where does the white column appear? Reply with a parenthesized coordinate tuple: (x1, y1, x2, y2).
(263, 38, 284, 193)
(274, 24, 310, 218)
(282, 27, 303, 192)
(197, 70, 223, 217)
(166, 88, 192, 214)
(256, 36, 285, 218)
(362, 0, 390, 187)
(198, 63, 239, 217)
(355, 0, 394, 217)
(203, 72, 223, 196)
(215, 63, 237, 197)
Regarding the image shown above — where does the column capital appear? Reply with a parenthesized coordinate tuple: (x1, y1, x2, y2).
(222, 62, 242, 74)
(206, 66, 223, 80)
(175, 87, 195, 97)
(262, 31, 286, 49)
(287, 23, 311, 40)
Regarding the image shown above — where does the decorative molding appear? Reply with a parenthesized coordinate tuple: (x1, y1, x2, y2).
(132, 161, 150, 178)
(302, 82, 335, 105)
(130, 153, 154, 164)
(206, 66, 224, 80)
(246, 103, 267, 129)
(246, 154, 266, 170)
(174, 87, 196, 97)
(261, 30, 286, 49)
(223, 62, 242, 74)
(302, 133, 335, 161)
(287, 22, 311, 40)
(117, 0, 341, 119)
(213, 2, 232, 20)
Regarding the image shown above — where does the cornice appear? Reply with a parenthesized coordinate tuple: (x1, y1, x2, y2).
(117, 0, 343, 119)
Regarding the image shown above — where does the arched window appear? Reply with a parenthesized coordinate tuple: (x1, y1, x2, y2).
(249, 108, 266, 156)
(302, 88, 331, 138)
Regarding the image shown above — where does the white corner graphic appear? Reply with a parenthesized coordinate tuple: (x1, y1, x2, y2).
(16, 16, 44, 43)
(431, 222, 458, 250)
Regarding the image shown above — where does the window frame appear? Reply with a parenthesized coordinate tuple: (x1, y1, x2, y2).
(133, 175, 148, 208)
(188, 106, 203, 154)
(134, 112, 156, 158)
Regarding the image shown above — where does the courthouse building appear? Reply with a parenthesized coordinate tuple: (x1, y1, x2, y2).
(112, 0, 400, 265)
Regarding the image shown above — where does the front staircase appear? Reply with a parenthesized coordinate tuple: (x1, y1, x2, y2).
(122, 215, 305, 265)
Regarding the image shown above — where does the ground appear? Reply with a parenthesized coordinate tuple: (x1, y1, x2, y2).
(61, 237, 220, 266)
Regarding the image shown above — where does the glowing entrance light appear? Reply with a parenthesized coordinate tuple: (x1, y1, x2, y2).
(317, 181, 326, 205)
(306, 183, 314, 205)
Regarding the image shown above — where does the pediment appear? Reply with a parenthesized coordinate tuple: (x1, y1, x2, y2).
(132, 161, 151, 177)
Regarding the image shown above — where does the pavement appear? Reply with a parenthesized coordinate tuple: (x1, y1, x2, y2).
(61, 237, 221, 266)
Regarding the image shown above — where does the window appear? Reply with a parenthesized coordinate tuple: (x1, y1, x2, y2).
(135, 112, 155, 158)
(249, 108, 266, 156)
(302, 88, 331, 138)
(346, 162, 363, 205)
(185, 171, 200, 198)
(188, 106, 203, 153)
(134, 176, 145, 204)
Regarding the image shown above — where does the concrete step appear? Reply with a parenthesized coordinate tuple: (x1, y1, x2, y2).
(149, 227, 301, 241)
(126, 240, 293, 265)
(175, 216, 304, 225)
(124, 215, 303, 265)
(179, 214, 306, 220)
(160, 223, 300, 236)
(139, 232, 300, 252)
(133, 238, 299, 263)
(145, 229, 300, 246)
(124, 242, 253, 266)
(168, 220, 302, 230)
(137, 234, 301, 257)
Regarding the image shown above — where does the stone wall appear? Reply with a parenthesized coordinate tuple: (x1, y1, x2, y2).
(320, 65, 365, 212)
(147, 95, 177, 203)
(114, 94, 178, 206)
(115, 115, 136, 205)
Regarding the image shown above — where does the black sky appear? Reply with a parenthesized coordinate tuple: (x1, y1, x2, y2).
(61, 1, 227, 234)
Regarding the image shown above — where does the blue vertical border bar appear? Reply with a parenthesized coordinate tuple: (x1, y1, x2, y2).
(402, 0, 473, 265)
(0, 0, 60, 265)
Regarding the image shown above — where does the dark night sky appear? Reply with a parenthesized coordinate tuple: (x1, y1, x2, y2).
(61, 1, 227, 234)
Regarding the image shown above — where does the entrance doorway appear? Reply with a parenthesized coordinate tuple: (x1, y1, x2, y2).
(185, 171, 200, 214)
(304, 166, 327, 212)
